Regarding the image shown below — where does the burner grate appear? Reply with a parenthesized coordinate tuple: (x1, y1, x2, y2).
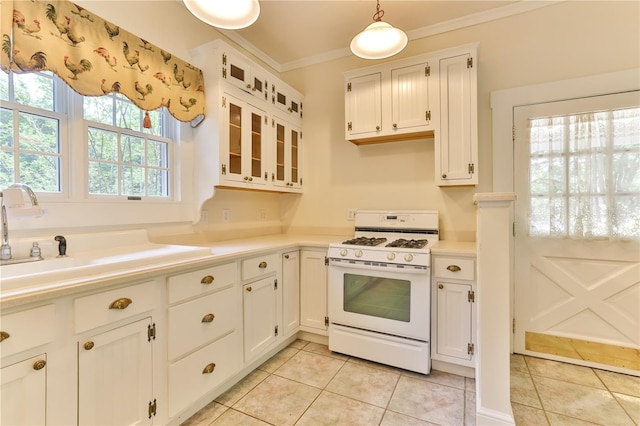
(386, 239, 428, 249)
(341, 237, 388, 246)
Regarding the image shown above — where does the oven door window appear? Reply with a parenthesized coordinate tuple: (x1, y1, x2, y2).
(343, 273, 410, 322)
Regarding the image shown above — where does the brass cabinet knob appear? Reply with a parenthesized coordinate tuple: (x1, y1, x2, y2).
(246, 286, 252, 292)
(447, 265, 462, 272)
(442, 174, 447, 179)
(376, 125, 380, 131)
(202, 363, 216, 374)
(0, 331, 9, 342)
(33, 359, 47, 371)
(438, 284, 444, 289)
(246, 84, 252, 89)
(109, 298, 132, 310)
(284, 254, 290, 259)
(84, 341, 95, 351)
(201, 313, 215, 323)
(258, 261, 267, 269)
(393, 123, 398, 129)
(201, 275, 214, 284)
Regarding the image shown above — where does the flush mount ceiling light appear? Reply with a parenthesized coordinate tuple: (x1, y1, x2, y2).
(350, 0, 408, 60)
(183, 0, 260, 30)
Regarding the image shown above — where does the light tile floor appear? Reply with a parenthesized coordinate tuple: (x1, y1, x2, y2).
(511, 354, 640, 425)
(182, 340, 640, 426)
(182, 339, 475, 426)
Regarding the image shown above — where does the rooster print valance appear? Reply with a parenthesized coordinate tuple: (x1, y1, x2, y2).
(1, 0, 205, 124)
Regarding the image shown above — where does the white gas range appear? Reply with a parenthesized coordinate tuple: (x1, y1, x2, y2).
(327, 210, 439, 374)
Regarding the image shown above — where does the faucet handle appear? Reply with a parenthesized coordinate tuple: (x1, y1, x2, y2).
(54, 235, 67, 257)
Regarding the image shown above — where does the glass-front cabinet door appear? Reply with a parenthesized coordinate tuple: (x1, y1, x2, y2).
(272, 116, 302, 191)
(222, 94, 268, 186)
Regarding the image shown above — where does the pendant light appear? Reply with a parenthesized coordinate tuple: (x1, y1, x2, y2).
(350, 0, 408, 60)
(183, 0, 260, 30)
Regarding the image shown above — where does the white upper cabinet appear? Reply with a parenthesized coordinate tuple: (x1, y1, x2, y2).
(346, 73, 382, 138)
(190, 40, 304, 212)
(220, 94, 269, 187)
(344, 43, 478, 186)
(345, 59, 432, 145)
(272, 84, 303, 122)
(272, 116, 302, 191)
(222, 50, 270, 103)
(435, 46, 478, 186)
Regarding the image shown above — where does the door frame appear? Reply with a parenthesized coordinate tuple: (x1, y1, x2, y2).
(490, 69, 640, 353)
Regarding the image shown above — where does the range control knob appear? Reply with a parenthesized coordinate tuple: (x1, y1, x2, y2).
(404, 253, 414, 262)
(340, 249, 348, 257)
(387, 252, 396, 261)
(355, 250, 363, 258)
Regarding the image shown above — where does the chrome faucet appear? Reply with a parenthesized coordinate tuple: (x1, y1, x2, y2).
(0, 184, 42, 264)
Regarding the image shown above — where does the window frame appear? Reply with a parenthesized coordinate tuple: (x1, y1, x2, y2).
(2, 71, 181, 205)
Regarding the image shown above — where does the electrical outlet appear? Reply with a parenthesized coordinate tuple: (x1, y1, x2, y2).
(200, 209, 209, 224)
(347, 209, 356, 221)
(259, 209, 267, 221)
(222, 209, 229, 222)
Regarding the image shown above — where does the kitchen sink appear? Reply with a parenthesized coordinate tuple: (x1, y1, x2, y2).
(0, 230, 213, 293)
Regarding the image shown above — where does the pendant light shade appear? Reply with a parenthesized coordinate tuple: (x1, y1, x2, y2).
(350, 1, 408, 60)
(183, 0, 260, 30)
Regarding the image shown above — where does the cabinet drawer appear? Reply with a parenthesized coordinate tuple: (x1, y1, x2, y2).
(168, 330, 241, 417)
(168, 286, 239, 361)
(241, 253, 277, 281)
(167, 262, 237, 304)
(433, 257, 475, 281)
(73, 281, 155, 334)
(0, 305, 55, 359)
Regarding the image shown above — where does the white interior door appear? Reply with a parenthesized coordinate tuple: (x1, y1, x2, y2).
(513, 91, 640, 370)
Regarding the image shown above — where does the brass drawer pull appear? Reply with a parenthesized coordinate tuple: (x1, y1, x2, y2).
(109, 298, 132, 310)
(246, 286, 252, 292)
(202, 363, 216, 374)
(84, 341, 95, 351)
(201, 275, 214, 284)
(201, 313, 215, 323)
(33, 359, 47, 371)
(446, 265, 461, 272)
(0, 331, 9, 342)
(258, 261, 267, 269)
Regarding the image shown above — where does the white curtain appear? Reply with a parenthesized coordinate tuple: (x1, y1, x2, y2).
(528, 107, 640, 240)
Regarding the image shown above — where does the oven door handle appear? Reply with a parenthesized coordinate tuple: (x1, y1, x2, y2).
(328, 258, 428, 274)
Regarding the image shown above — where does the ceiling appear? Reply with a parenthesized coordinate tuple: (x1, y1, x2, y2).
(198, 1, 556, 72)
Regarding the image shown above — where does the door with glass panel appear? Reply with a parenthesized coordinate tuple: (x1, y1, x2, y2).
(272, 116, 302, 191)
(513, 91, 640, 371)
(222, 94, 267, 186)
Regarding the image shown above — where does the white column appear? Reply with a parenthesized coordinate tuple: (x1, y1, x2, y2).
(473, 192, 516, 425)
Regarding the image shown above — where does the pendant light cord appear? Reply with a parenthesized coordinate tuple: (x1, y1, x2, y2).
(373, 0, 385, 22)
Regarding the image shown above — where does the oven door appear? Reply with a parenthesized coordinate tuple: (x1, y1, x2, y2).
(328, 257, 430, 341)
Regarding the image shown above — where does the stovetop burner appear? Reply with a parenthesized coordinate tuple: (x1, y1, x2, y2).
(341, 237, 388, 246)
(386, 239, 429, 249)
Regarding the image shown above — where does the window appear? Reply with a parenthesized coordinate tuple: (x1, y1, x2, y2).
(0, 71, 64, 192)
(527, 102, 640, 240)
(1, 71, 176, 200)
(84, 94, 173, 198)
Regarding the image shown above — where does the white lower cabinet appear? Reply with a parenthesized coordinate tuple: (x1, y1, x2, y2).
(243, 276, 279, 363)
(0, 354, 47, 425)
(300, 249, 328, 334)
(78, 317, 155, 425)
(0, 303, 55, 425)
(166, 262, 241, 417)
(282, 250, 300, 338)
(432, 255, 476, 367)
(168, 330, 240, 417)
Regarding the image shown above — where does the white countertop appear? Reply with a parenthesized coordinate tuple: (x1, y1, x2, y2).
(0, 232, 474, 309)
